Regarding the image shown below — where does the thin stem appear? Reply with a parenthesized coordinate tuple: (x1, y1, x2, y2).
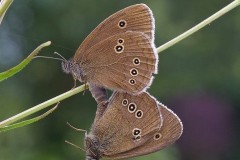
(0, 0, 239, 129)
(0, 85, 87, 127)
(157, 0, 240, 53)
(0, 0, 13, 18)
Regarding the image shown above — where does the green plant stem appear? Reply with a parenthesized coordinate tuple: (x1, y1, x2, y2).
(0, 85, 87, 127)
(0, 0, 239, 129)
(157, 0, 240, 53)
(0, 0, 13, 22)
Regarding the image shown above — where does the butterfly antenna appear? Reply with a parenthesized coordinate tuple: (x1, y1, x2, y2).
(66, 124, 96, 157)
(87, 148, 97, 157)
(67, 122, 87, 133)
(65, 140, 86, 152)
(34, 51, 66, 61)
(65, 140, 96, 157)
(54, 51, 67, 61)
(34, 56, 64, 61)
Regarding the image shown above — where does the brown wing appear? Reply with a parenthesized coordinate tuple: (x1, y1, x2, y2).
(81, 31, 158, 94)
(108, 102, 183, 159)
(74, 4, 155, 62)
(90, 91, 162, 156)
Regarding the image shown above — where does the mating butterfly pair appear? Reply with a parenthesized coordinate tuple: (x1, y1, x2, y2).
(62, 4, 183, 160)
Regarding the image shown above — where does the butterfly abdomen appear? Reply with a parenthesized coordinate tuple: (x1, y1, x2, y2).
(88, 83, 108, 105)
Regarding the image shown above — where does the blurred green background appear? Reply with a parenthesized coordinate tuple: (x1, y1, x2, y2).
(0, 0, 240, 160)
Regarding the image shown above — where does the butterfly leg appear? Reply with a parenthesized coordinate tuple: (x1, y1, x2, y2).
(71, 77, 77, 90)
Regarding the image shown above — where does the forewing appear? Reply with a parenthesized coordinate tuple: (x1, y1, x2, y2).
(74, 4, 155, 61)
(82, 31, 158, 94)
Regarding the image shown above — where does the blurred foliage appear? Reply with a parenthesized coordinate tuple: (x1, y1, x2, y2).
(0, 0, 239, 160)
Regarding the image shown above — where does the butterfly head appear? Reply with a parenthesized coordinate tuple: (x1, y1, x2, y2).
(62, 59, 85, 82)
(61, 59, 74, 74)
(84, 133, 102, 160)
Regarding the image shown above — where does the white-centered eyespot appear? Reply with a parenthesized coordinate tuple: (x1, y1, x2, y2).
(133, 58, 140, 65)
(135, 110, 143, 119)
(128, 103, 137, 113)
(118, 20, 127, 28)
(132, 128, 142, 136)
(154, 133, 162, 140)
(122, 99, 128, 106)
(129, 79, 136, 85)
(114, 44, 124, 53)
(134, 135, 141, 141)
(118, 38, 124, 44)
(130, 68, 138, 76)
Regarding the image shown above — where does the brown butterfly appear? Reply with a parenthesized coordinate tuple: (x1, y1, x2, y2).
(62, 4, 158, 104)
(81, 91, 183, 160)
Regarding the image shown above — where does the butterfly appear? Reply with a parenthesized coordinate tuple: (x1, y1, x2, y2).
(82, 91, 183, 160)
(61, 4, 158, 104)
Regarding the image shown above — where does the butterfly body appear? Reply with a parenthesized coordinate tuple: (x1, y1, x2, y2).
(84, 135, 102, 160)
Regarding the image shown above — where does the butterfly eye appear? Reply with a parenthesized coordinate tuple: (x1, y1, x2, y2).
(118, 20, 127, 28)
(129, 79, 136, 85)
(118, 38, 124, 44)
(122, 99, 128, 106)
(135, 110, 143, 119)
(115, 44, 124, 53)
(132, 128, 142, 136)
(69, 63, 73, 68)
(154, 133, 162, 140)
(128, 103, 137, 113)
(133, 58, 140, 65)
(130, 68, 138, 76)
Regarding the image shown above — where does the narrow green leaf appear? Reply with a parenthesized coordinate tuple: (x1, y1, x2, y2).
(0, 103, 59, 132)
(0, 0, 13, 25)
(0, 41, 51, 82)
(157, 0, 240, 53)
